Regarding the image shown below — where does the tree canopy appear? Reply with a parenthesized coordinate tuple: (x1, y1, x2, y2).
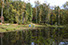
(0, 0, 68, 25)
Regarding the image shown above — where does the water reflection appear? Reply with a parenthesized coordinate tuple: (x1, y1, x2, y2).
(0, 27, 68, 45)
(31, 42, 34, 45)
(59, 42, 68, 45)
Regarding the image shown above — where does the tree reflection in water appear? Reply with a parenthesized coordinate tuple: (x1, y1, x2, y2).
(0, 27, 68, 45)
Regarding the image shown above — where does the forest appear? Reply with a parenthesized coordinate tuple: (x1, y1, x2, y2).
(0, 0, 68, 25)
(0, 0, 68, 45)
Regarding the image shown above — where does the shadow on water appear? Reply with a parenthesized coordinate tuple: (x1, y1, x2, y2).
(0, 27, 68, 45)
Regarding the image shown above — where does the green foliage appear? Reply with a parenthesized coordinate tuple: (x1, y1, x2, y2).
(33, 3, 49, 24)
(63, 1, 68, 10)
(1, 1, 33, 24)
(0, 0, 68, 25)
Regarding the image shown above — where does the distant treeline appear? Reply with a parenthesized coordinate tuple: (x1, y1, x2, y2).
(0, 1, 68, 25)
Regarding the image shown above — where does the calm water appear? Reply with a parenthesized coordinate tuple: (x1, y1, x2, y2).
(0, 27, 68, 45)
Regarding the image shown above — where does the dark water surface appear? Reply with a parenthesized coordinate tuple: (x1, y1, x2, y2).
(0, 27, 68, 45)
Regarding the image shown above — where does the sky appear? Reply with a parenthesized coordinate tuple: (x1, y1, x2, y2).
(21, 0, 68, 8)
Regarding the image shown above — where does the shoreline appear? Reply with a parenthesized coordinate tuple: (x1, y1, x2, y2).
(0, 24, 63, 33)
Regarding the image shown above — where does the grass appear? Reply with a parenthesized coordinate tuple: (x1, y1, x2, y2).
(0, 24, 45, 33)
(46, 24, 63, 28)
(0, 23, 63, 33)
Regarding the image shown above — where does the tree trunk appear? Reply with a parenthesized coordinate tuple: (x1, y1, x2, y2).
(1, 0, 4, 24)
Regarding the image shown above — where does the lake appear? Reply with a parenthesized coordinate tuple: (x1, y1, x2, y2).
(0, 27, 68, 45)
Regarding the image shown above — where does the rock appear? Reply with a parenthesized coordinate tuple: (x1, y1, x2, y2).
(6, 24, 10, 26)
(0, 23, 2, 25)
